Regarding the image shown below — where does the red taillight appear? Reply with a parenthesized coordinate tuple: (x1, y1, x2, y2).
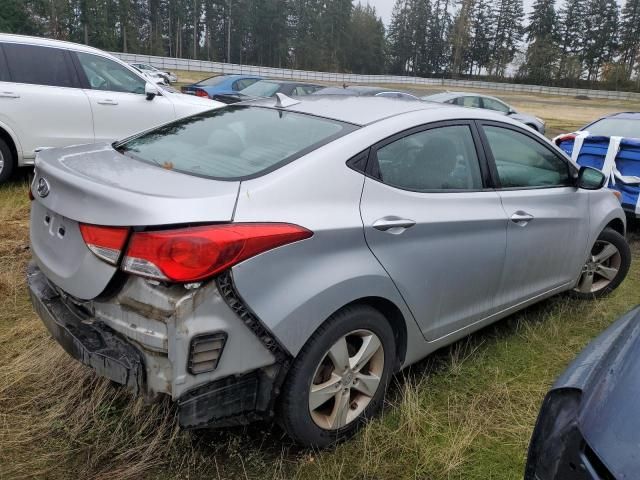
(555, 133, 576, 146)
(79, 224, 129, 265)
(28, 188, 34, 201)
(121, 223, 313, 282)
(194, 89, 209, 98)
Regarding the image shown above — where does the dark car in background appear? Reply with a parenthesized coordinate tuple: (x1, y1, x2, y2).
(557, 112, 640, 140)
(423, 91, 545, 133)
(180, 74, 263, 99)
(211, 79, 324, 103)
(314, 85, 420, 100)
(525, 305, 640, 480)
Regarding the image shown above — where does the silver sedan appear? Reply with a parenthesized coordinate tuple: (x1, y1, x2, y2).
(27, 95, 629, 447)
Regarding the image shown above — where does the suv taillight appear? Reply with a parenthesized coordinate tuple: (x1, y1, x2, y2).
(121, 223, 312, 282)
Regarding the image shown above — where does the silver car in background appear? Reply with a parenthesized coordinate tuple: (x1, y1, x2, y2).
(27, 96, 629, 447)
(423, 91, 546, 133)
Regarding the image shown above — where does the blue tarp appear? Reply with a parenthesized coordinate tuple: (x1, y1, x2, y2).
(558, 135, 640, 216)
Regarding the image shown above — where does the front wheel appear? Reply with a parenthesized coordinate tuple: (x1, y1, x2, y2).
(572, 228, 631, 298)
(278, 305, 396, 447)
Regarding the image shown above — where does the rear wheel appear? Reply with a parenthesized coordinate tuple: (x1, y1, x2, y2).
(278, 305, 395, 447)
(0, 138, 16, 184)
(572, 228, 631, 298)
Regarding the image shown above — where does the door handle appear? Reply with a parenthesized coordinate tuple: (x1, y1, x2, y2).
(372, 217, 416, 232)
(97, 99, 118, 105)
(0, 92, 20, 98)
(510, 211, 534, 226)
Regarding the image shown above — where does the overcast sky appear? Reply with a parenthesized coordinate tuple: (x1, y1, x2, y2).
(362, 0, 544, 25)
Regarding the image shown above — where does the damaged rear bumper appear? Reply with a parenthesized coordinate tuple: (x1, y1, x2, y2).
(27, 262, 289, 428)
(27, 262, 145, 393)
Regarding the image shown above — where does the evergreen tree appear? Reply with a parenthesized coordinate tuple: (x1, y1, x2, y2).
(450, 0, 475, 77)
(489, 0, 523, 78)
(347, 3, 386, 74)
(619, 0, 640, 79)
(556, 0, 585, 81)
(467, 0, 493, 75)
(519, 0, 559, 84)
(387, 0, 414, 74)
(582, 0, 619, 81)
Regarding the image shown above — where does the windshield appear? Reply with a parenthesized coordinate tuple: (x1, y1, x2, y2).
(117, 106, 357, 179)
(196, 76, 228, 87)
(240, 81, 281, 97)
(586, 118, 640, 139)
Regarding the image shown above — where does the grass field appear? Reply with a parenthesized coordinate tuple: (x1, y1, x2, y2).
(1, 91, 639, 479)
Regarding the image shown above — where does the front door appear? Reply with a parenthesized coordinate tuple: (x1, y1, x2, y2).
(359, 122, 508, 341)
(478, 122, 590, 309)
(73, 51, 175, 143)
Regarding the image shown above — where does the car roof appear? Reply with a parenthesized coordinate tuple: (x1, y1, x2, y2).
(604, 112, 640, 119)
(315, 86, 402, 96)
(248, 95, 456, 126)
(253, 79, 323, 87)
(0, 33, 111, 56)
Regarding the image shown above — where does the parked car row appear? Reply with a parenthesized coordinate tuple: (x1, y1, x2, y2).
(1, 35, 638, 472)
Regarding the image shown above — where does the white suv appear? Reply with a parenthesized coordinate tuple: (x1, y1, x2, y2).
(0, 34, 222, 183)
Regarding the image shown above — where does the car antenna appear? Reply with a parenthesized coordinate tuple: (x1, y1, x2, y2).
(274, 93, 300, 108)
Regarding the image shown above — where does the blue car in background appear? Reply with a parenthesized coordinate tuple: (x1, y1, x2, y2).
(180, 74, 262, 99)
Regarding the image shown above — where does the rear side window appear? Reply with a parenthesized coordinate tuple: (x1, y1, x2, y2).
(234, 78, 259, 90)
(455, 96, 481, 108)
(3, 43, 76, 88)
(118, 106, 357, 179)
(482, 97, 510, 113)
(374, 125, 483, 191)
(483, 125, 571, 188)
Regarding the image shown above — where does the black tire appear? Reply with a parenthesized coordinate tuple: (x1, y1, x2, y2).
(0, 137, 16, 184)
(571, 227, 631, 299)
(278, 304, 396, 447)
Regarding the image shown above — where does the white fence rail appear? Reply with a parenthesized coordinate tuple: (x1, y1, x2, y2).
(113, 52, 640, 101)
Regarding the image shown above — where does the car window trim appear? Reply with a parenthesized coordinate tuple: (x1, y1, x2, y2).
(363, 119, 493, 194)
(0, 42, 82, 89)
(0, 44, 9, 82)
(475, 120, 578, 190)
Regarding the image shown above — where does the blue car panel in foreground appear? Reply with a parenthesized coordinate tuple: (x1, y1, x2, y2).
(180, 74, 262, 98)
(526, 305, 640, 479)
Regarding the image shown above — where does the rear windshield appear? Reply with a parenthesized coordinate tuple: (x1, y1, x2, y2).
(117, 106, 356, 179)
(587, 118, 640, 139)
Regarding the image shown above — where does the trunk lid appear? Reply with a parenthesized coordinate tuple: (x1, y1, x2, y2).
(30, 143, 240, 299)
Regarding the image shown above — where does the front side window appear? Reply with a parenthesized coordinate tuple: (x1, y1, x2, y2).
(3, 43, 76, 88)
(482, 97, 510, 113)
(483, 125, 571, 188)
(374, 125, 483, 191)
(117, 106, 356, 179)
(77, 52, 146, 94)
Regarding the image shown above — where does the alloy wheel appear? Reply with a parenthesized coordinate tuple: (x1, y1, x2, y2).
(0, 149, 4, 175)
(574, 240, 622, 294)
(308, 329, 385, 430)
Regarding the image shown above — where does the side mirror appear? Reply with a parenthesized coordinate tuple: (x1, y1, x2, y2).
(145, 82, 159, 101)
(508, 108, 517, 115)
(577, 166, 607, 190)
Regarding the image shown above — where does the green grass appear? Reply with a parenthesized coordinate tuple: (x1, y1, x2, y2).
(0, 130, 639, 479)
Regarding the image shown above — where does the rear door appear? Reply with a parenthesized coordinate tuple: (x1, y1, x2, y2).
(0, 42, 93, 160)
(73, 51, 176, 142)
(478, 121, 589, 308)
(359, 121, 508, 341)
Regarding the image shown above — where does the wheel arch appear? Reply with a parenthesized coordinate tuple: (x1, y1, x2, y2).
(605, 217, 625, 237)
(339, 296, 408, 371)
(0, 123, 20, 165)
